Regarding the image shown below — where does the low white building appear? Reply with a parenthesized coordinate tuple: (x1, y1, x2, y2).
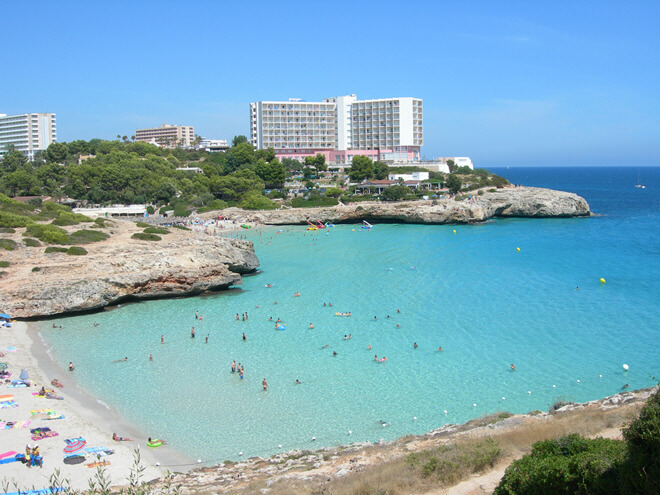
(198, 138, 229, 152)
(388, 171, 429, 181)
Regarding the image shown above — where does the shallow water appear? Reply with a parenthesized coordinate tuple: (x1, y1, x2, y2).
(41, 166, 660, 464)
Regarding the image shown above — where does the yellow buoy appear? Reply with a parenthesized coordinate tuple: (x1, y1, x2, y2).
(516, 247, 521, 252)
(600, 278, 606, 284)
(452, 230, 456, 234)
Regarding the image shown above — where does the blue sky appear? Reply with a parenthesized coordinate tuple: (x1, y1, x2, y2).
(2, 1, 659, 167)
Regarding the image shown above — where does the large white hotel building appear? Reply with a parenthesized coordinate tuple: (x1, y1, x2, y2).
(250, 94, 423, 165)
(135, 124, 195, 148)
(0, 113, 57, 161)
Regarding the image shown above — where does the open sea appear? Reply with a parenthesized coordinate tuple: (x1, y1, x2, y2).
(39, 166, 660, 465)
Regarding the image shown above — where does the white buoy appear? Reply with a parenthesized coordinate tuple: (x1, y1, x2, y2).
(577, 379, 580, 383)
(444, 410, 448, 414)
(502, 397, 506, 400)
(599, 374, 603, 378)
(528, 391, 532, 394)
(197, 459, 202, 463)
(348, 430, 352, 435)
(623, 364, 629, 371)
(473, 403, 477, 407)
(553, 385, 556, 388)
(155, 462, 160, 467)
(239, 452, 243, 456)
(311, 437, 316, 441)
(382, 423, 387, 427)
(413, 416, 417, 421)
(278, 444, 282, 448)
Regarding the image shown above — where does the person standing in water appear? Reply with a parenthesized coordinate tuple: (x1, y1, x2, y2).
(262, 378, 268, 390)
(191, 327, 195, 338)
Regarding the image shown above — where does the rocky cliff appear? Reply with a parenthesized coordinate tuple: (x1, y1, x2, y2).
(221, 187, 590, 226)
(0, 221, 259, 319)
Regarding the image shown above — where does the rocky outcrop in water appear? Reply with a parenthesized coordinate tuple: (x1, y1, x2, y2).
(0, 221, 259, 318)
(220, 187, 590, 226)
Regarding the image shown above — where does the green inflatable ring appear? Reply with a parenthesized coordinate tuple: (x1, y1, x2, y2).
(147, 439, 163, 448)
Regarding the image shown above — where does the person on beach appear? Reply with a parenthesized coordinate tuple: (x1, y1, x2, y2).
(239, 368, 244, 379)
(191, 327, 195, 338)
(161, 335, 164, 344)
(231, 360, 236, 373)
(51, 378, 63, 388)
(236, 314, 240, 320)
(205, 335, 208, 344)
(242, 333, 247, 341)
(195, 310, 199, 319)
(113, 433, 133, 441)
(263, 378, 268, 390)
(68, 361, 74, 371)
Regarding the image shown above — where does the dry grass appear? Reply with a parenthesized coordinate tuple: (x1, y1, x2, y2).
(156, 397, 649, 495)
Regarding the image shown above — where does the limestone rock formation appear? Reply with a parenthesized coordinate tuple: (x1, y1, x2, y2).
(0, 221, 259, 318)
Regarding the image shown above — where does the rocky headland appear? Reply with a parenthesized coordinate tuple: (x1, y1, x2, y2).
(213, 186, 590, 226)
(0, 220, 259, 319)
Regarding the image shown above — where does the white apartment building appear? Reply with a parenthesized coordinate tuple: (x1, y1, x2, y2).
(250, 94, 423, 165)
(0, 113, 57, 161)
(135, 124, 194, 148)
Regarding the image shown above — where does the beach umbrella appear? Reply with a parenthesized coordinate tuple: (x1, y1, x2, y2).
(63, 439, 86, 454)
(0, 313, 10, 319)
(19, 369, 29, 381)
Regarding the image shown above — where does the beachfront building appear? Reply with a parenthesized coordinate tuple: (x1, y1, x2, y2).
(250, 95, 423, 166)
(197, 138, 230, 153)
(135, 124, 195, 148)
(0, 113, 57, 161)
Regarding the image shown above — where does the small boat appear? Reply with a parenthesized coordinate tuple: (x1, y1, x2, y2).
(634, 170, 646, 189)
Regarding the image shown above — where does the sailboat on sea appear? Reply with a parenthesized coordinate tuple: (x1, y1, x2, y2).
(634, 169, 645, 189)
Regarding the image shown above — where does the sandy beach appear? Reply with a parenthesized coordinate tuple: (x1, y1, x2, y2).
(0, 321, 192, 491)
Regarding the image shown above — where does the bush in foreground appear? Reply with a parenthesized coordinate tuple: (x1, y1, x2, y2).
(143, 227, 170, 235)
(44, 246, 68, 254)
(24, 224, 69, 244)
(23, 238, 41, 247)
(131, 233, 161, 241)
(66, 246, 88, 256)
(494, 434, 626, 495)
(0, 239, 17, 251)
(68, 229, 110, 244)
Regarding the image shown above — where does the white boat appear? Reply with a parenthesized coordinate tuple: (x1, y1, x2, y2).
(635, 170, 645, 189)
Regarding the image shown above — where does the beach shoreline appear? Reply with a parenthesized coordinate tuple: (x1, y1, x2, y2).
(0, 321, 194, 491)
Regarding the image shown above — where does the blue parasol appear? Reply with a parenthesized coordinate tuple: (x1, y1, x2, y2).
(0, 313, 10, 319)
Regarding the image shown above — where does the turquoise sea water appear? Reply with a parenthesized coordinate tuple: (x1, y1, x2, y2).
(40, 166, 660, 465)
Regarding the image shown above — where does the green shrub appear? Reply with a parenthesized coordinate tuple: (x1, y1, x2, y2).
(197, 199, 228, 213)
(146, 206, 155, 214)
(136, 221, 150, 228)
(39, 201, 71, 219)
(0, 211, 33, 228)
(44, 246, 68, 254)
(172, 206, 190, 217)
(32, 266, 41, 272)
(0, 227, 16, 233)
(239, 193, 277, 210)
(23, 238, 41, 247)
(94, 217, 111, 228)
(159, 206, 174, 215)
(24, 224, 70, 244)
(66, 246, 88, 256)
(621, 389, 660, 493)
(52, 212, 94, 226)
(68, 230, 110, 244)
(0, 261, 9, 267)
(143, 227, 170, 235)
(0, 239, 17, 251)
(131, 233, 161, 241)
(494, 434, 627, 495)
(172, 225, 190, 231)
(290, 197, 338, 208)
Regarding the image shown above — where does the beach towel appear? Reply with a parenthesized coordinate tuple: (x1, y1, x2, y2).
(31, 430, 59, 441)
(2, 488, 65, 495)
(0, 451, 18, 460)
(7, 383, 27, 388)
(0, 394, 14, 401)
(84, 446, 114, 456)
(0, 400, 18, 408)
(87, 460, 110, 467)
(1, 420, 31, 430)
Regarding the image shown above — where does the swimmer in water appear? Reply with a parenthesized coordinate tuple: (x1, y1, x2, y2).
(437, 347, 443, 351)
(332, 351, 337, 356)
(321, 344, 329, 349)
(510, 364, 516, 371)
(149, 354, 153, 361)
(295, 379, 302, 384)
(309, 323, 314, 329)
(160, 335, 164, 344)
(413, 342, 418, 349)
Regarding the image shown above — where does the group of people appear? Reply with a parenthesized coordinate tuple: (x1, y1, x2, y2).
(231, 360, 245, 379)
(24, 444, 41, 467)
